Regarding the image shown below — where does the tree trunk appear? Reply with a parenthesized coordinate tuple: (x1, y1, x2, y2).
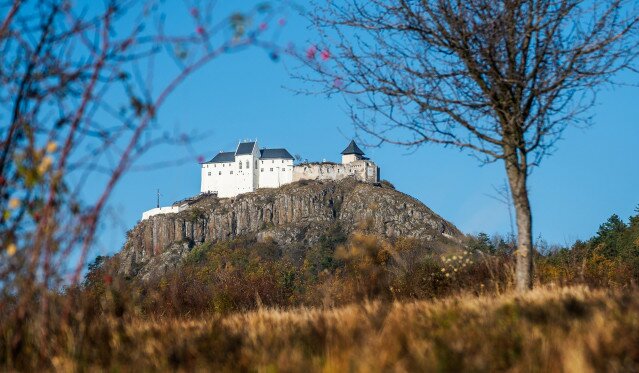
(504, 155, 534, 292)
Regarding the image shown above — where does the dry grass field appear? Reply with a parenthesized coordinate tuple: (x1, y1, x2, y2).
(46, 286, 639, 372)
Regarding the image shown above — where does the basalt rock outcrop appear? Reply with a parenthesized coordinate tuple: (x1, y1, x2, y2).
(117, 179, 463, 280)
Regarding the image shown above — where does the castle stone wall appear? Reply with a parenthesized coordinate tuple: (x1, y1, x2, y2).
(293, 160, 378, 183)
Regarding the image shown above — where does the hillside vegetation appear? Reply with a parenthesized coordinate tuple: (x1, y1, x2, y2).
(85, 227, 508, 316)
(82, 208, 639, 317)
(2, 207, 638, 370)
(537, 211, 639, 286)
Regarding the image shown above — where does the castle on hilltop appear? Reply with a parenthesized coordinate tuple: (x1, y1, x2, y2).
(200, 139, 379, 198)
(141, 139, 379, 220)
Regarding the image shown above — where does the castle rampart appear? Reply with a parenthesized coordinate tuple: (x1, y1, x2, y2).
(292, 160, 379, 183)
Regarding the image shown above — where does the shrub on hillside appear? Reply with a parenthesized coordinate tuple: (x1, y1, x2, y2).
(537, 208, 639, 287)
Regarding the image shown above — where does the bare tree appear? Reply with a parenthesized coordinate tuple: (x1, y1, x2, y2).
(299, 0, 639, 291)
(0, 0, 291, 362)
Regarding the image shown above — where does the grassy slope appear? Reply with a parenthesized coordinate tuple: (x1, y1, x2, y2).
(56, 286, 639, 372)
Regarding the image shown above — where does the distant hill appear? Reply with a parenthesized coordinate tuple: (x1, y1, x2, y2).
(116, 178, 463, 281)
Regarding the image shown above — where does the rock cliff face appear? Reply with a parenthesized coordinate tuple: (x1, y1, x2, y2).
(118, 179, 463, 280)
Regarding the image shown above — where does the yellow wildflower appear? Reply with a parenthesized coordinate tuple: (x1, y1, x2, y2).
(38, 156, 53, 174)
(9, 198, 21, 210)
(7, 243, 17, 256)
(46, 141, 58, 153)
(8, 198, 20, 210)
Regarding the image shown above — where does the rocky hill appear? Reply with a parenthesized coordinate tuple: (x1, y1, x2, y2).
(117, 179, 464, 280)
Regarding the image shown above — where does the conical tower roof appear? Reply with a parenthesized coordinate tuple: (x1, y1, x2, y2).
(341, 140, 365, 156)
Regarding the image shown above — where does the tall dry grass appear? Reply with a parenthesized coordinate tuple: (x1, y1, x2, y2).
(43, 286, 639, 372)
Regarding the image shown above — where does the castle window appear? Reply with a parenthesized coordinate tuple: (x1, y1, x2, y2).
(270, 168, 273, 171)
(208, 172, 211, 176)
(246, 160, 249, 169)
(255, 160, 258, 168)
(282, 160, 284, 163)
(261, 168, 264, 172)
(230, 171, 233, 174)
(219, 171, 222, 175)
(239, 161, 243, 169)
(272, 160, 274, 163)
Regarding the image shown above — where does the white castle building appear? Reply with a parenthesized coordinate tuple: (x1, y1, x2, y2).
(141, 139, 379, 220)
(200, 141, 294, 198)
(200, 140, 379, 198)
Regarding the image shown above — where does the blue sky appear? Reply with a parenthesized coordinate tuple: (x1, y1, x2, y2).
(93, 1, 639, 256)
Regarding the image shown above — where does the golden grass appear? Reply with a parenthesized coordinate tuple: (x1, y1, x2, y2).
(46, 285, 639, 372)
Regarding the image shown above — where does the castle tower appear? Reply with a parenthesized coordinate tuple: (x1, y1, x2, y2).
(234, 140, 259, 195)
(341, 140, 365, 164)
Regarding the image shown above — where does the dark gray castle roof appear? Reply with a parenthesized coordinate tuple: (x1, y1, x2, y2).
(260, 148, 294, 160)
(236, 141, 256, 155)
(341, 140, 365, 155)
(207, 152, 236, 163)
(205, 145, 293, 164)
